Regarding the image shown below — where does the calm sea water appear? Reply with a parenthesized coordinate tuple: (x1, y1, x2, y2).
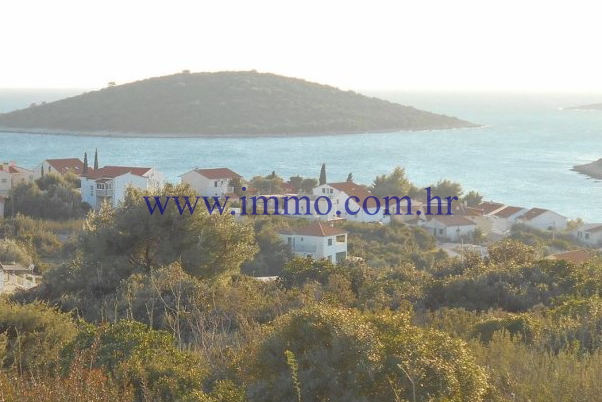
(2, 89, 602, 221)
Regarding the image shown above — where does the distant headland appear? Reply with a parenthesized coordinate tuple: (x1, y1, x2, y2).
(573, 158, 602, 179)
(567, 103, 602, 111)
(0, 71, 479, 137)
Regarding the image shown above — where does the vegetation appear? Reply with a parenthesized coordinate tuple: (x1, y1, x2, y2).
(0, 71, 477, 136)
(3, 172, 602, 401)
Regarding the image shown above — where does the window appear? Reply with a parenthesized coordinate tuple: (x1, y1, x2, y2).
(330, 189, 333, 194)
(214, 181, 218, 187)
(328, 238, 333, 246)
(439, 229, 444, 235)
(322, 188, 326, 194)
(90, 185, 94, 196)
(0, 178, 6, 184)
(586, 233, 590, 240)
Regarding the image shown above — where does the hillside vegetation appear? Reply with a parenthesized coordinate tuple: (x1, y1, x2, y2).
(0, 71, 477, 136)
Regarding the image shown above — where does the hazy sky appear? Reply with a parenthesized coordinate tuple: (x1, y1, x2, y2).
(1, 0, 601, 91)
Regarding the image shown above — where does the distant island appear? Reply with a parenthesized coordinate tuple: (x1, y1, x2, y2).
(567, 103, 602, 111)
(0, 71, 478, 137)
(573, 158, 602, 179)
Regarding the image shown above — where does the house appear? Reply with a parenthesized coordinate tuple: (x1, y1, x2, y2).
(312, 182, 392, 223)
(0, 262, 39, 294)
(279, 221, 348, 264)
(34, 158, 86, 178)
(490, 206, 527, 232)
(181, 168, 240, 197)
(546, 249, 595, 265)
(516, 208, 568, 231)
(572, 223, 602, 247)
(0, 162, 34, 195)
(422, 215, 477, 242)
(81, 166, 164, 209)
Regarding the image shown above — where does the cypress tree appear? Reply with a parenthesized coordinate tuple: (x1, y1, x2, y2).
(319, 163, 327, 185)
(83, 152, 88, 175)
(94, 148, 99, 170)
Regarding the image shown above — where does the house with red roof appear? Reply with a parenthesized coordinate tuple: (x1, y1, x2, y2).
(80, 166, 164, 209)
(279, 221, 348, 264)
(572, 223, 602, 247)
(0, 162, 34, 195)
(34, 158, 87, 179)
(180, 168, 240, 197)
(311, 181, 394, 223)
(422, 215, 477, 242)
(516, 207, 568, 231)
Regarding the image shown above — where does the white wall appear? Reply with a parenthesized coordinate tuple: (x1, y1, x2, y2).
(281, 233, 348, 263)
(181, 171, 232, 197)
(522, 211, 568, 231)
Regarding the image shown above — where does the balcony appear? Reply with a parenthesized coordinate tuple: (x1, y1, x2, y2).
(292, 244, 317, 253)
(96, 188, 114, 197)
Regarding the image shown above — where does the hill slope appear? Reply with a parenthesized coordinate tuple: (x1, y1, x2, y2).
(0, 71, 478, 137)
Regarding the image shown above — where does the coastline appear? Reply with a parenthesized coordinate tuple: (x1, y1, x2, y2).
(0, 124, 483, 139)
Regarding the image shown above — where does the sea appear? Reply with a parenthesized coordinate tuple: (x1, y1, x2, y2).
(1, 89, 602, 221)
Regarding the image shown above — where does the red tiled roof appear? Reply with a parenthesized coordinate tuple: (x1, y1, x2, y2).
(85, 166, 151, 179)
(46, 158, 85, 175)
(0, 165, 24, 174)
(494, 206, 524, 219)
(431, 215, 476, 227)
(548, 249, 594, 264)
(195, 168, 240, 179)
(280, 222, 347, 237)
(519, 208, 550, 221)
(476, 202, 505, 215)
(328, 182, 380, 208)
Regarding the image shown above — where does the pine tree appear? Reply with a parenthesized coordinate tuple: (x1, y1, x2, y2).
(94, 148, 99, 170)
(83, 152, 88, 175)
(319, 164, 327, 185)
(41, 165, 44, 177)
(346, 173, 353, 182)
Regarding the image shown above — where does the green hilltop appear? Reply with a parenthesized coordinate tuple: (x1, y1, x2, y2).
(0, 71, 478, 136)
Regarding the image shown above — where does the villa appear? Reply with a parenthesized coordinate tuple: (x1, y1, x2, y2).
(0, 161, 34, 196)
(34, 158, 87, 179)
(516, 207, 568, 231)
(279, 221, 348, 264)
(81, 166, 164, 209)
(181, 167, 240, 197)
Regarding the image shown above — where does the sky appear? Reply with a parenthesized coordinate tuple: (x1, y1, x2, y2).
(1, 0, 601, 91)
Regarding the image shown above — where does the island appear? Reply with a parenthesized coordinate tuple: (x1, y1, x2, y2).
(0, 71, 478, 137)
(573, 158, 602, 179)
(567, 103, 602, 111)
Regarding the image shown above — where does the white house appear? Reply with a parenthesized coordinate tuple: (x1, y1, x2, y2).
(422, 215, 477, 242)
(279, 221, 348, 264)
(311, 182, 393, 223)
(181, 168, 240, 197)
(0, 162, 34, 195)
(490, 206, 527, 232)
(572, 223, 602, 247)
(34, 158, 86, 179)
(516, 208, 568, 231)
(81, 166, 164, 209)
